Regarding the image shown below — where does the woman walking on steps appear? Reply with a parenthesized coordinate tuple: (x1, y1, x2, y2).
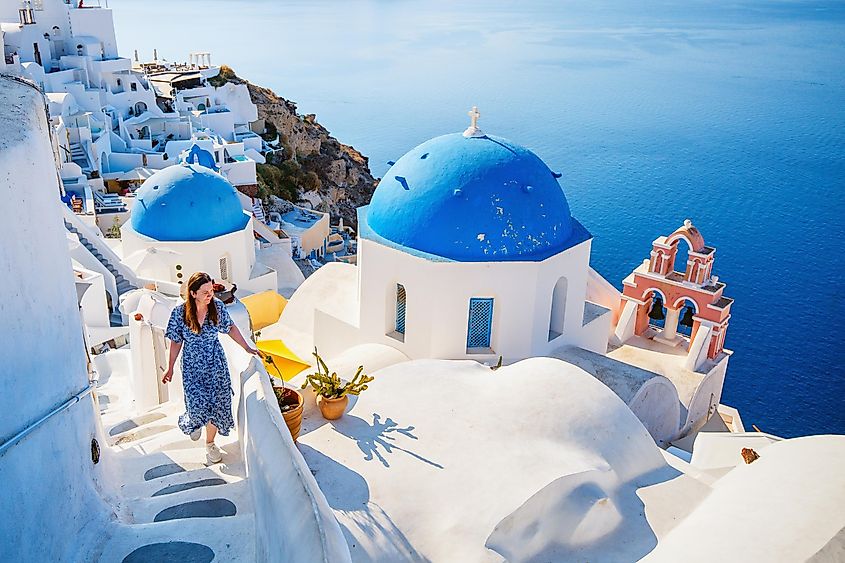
(162, 272, 258, 464)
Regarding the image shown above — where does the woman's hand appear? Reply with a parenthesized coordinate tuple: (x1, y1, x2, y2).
(162, 367, 173, 384)
(245, 346, 260, 356)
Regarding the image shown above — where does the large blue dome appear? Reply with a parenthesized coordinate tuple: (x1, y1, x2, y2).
(364, 133, 586, 262)
(131, 164, 249, 241)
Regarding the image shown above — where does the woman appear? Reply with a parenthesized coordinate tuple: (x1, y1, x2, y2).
(162, 272, 258, 463)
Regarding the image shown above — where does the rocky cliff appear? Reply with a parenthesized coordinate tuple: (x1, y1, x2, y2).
(212, 66, 377, 228)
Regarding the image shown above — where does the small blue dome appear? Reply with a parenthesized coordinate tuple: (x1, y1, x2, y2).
(131, 164, 248, 241)
(366, 133, 583, 261)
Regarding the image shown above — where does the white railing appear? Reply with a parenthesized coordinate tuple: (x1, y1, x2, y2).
(227, 345, 352, 563)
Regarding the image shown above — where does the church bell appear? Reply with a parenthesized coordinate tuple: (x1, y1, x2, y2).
(680, 306, 695, 327)
(648, 296, 665, 321)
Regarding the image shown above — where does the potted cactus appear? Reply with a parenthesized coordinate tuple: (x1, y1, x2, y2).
(262, 350, 304, 441)
(302, 348, 374, 420)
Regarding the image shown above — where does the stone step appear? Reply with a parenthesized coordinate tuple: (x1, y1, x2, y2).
(153, 498, 237, 522)
(109, 313, 124, 327)
(108, 412, 168, 436)
(122, 541, 214, 563)
(111, 424, 177, 445)
(144, 462, 209, 482)
(151, 478, 228, 498)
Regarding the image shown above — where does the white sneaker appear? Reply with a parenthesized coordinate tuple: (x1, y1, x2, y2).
(189, 428, 202, 441)
(206, 442, 223, 464)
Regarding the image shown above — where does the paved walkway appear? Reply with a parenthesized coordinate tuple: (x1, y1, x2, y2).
(93, 354, 255, 562)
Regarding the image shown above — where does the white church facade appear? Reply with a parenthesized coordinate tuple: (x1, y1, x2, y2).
(290, 115, 611, 362)
(354, 139, 611, 359)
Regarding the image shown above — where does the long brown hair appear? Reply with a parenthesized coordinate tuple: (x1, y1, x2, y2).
(184, 272, 218, 334)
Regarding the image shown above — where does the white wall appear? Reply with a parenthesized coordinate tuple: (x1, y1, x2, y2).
(194, 110, 235, 140)
(68, 8, 118, 59)
(221, 158, 256, 186)
(76, 265, 111, 328)
(121, 219, 277, 295)
(356, 237, 599, 361)
(213, 83, 258, 124)
(0, 76, 110, 561)
(229, 345, 352, 562)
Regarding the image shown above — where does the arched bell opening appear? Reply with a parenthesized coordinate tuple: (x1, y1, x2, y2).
(675, 298, 698, 339)
(670, 236, 693, 277)
(647, 291, 667, 330)
(634, 288, 669, 338)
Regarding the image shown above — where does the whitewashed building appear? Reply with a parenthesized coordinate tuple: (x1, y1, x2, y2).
(120, 145, 277, 295)
(279, 116, 611, 364)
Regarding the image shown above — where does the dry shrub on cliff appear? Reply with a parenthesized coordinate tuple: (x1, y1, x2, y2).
(256, 161, 299, 202)
(208, 65, 241, 87)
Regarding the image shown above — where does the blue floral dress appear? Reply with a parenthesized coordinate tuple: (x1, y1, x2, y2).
(165, 298, 235, 436)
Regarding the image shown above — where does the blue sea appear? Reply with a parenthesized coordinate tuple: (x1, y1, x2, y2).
(113, 0, 845, 437)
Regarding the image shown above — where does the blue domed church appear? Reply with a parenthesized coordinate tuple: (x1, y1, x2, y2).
(309, 112, 612, 361)
(121, 145, 277, 294)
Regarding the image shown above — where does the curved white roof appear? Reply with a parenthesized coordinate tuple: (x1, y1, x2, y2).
(644, 435, 845, 562)
(295, 356, 669, 561)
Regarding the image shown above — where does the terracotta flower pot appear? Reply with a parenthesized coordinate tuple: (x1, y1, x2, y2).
(274, 387, 304, 441)
(317, 395, 348, 420)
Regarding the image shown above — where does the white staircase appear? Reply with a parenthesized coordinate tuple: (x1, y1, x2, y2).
(251, 200, 266, 223)
(69, 142, 91, 172)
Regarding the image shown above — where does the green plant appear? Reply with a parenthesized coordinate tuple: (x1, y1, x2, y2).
(258, 341, 301, 414)
(105, 216, 121, 239)
(301, 347, 373, 399)
(490, 355, 503, 371)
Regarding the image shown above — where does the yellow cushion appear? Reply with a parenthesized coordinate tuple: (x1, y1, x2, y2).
(241, 290, 287, 331)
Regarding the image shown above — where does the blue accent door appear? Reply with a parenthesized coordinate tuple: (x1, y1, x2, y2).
(467, 298, 494, 348)
(396, 284, 406, 334)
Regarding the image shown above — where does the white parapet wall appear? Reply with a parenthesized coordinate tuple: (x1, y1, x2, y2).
(0, 75, 112, 560)
(227, 342, 352, 563)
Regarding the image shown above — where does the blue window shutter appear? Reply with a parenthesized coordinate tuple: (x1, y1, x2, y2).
(467, 298, 494, 348)
(396, 284, 406, 334)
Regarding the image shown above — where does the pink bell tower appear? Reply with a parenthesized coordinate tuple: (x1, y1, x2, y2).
(618, 220, 733, 364)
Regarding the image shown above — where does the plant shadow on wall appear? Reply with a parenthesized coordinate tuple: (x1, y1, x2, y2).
(332, 413, 444, 470)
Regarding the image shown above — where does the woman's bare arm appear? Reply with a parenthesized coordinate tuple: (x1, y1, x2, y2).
(162, 341, 182, 384)
(228, 324, 259, 355)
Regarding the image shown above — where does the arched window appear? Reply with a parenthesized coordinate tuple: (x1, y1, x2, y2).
(467, 298, 494, 351)
(395, 284, 406, 335)
(548, 276, 568, 341)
